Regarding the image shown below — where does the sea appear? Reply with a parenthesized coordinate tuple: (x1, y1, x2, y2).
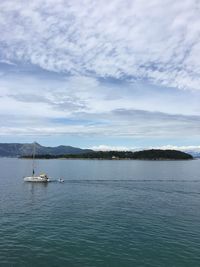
(1, 158, 200, 267)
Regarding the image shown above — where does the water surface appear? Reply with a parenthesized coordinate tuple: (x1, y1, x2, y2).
(1, 158, 200, 266)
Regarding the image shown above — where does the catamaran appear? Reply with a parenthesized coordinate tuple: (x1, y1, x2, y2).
(24, 142, 50, 182)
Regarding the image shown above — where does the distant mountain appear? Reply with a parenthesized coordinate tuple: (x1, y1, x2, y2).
(0, 143, 93, 157)
(183, 151, 200, 158)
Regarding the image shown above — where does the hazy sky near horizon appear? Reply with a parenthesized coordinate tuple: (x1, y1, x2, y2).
(0, 0, 200, 149)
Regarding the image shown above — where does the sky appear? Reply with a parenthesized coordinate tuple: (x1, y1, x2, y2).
(0, 0, 200, 151)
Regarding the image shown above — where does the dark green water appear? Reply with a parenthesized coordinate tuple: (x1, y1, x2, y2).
(1, 158, 200, 267)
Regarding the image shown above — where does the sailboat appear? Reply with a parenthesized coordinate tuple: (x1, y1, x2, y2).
(24, 142, 50, 182)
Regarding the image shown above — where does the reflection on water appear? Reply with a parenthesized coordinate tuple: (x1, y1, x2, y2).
(25, 181, 49, 194)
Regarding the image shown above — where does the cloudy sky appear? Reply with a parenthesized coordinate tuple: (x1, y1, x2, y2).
(0, 0, 200, 150)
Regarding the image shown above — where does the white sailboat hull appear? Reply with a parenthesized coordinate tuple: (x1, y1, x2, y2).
(24, 176, 50, 182)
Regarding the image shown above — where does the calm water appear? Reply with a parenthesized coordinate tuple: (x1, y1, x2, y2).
(1, 158, 200, 267)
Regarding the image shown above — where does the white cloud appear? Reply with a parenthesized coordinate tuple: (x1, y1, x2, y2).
(152, 145, 200, 153)
(90, 145, 133, 151)
(0, 72, 200, 139)
(0, 0, 200, 90)
(0, 59, 16, 65)
(91, 144, 200, 153)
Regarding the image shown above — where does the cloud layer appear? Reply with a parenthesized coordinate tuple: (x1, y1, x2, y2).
(0, 1, 200, 148)
(91, 144, 200, 153)
(0, 73, 200, 140)
(0, 0, 200, 90)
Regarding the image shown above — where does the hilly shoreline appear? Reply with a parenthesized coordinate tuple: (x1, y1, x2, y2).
(0, 142, 92, 157)
(0, 143, 193, 160)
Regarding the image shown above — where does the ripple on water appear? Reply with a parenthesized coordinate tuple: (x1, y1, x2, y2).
(1, 158, 200, 266)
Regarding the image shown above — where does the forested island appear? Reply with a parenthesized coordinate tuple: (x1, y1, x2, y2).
(22, 149, 193, 160)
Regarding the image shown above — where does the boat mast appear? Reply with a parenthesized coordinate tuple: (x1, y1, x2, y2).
(32, 142, 36, 176)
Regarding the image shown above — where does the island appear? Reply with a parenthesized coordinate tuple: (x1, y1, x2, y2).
(21, 149, 193, 160)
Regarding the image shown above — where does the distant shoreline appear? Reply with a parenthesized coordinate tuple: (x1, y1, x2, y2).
(20, 149, 193, 161)
(20, 157, 194, 161)
(0, 143, 196, 159)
